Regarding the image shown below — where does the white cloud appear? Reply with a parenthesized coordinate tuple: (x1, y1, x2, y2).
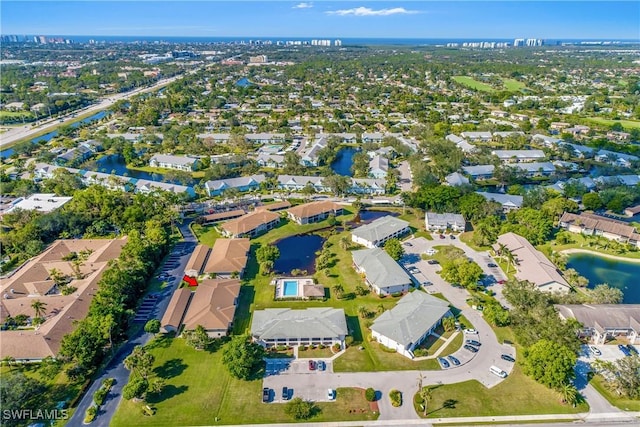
(293, 2, 313, 9)
(326, 6, 419, 16)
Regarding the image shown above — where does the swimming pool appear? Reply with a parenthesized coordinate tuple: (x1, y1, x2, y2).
(283, 280, 299, 297)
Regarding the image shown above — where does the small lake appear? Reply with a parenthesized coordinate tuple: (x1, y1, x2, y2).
(354, 210, 398, 224)
(330, 147, 358, 176)
(84, 154, 195, 185)
(274, 234, 325, 274)
(1, 110, 110, 158)
(566, 252, 640, 303)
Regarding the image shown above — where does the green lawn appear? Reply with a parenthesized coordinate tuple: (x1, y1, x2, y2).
(590, 375, 640, 411)
(538, 232, 640, 260)
(502, 78, 527, 92)
(585, 117, 640, 130)
(190, 223, 221, 247)
(416, 363, 588, 418)
(452, 76, 497, 93)
(298, 345, 335, 358)
(459, 231, 491, 252)
(0, 110, 33, 118)
(111, 336, 377, 426)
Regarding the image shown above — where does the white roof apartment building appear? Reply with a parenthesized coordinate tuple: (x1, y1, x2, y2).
(492, 149, 546, 163)
(250, 307, 348, 348)
(425, 212, 466, 232)
(351, 215, 410, 249)
(149, 154, 199, 171)
(371, 291, 452, 359)
(352, 247, 413, 296)
(495, 232, 571, 294)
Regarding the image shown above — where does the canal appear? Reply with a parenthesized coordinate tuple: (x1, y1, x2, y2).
(1, 110, 110, 158)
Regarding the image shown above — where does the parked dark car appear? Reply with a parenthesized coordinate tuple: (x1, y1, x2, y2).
(464, 344, 479, 353)
(447, 355, 460, 366)
(308, 360, 316, 370)
(439, 234, 445, 239)
(281, 387, 289, 400)
(627, 344, 639, 355)
(449, 235, 456, 239)
(427, 260, 439, 265)
(437, 357, 450, 368)
(317, 360, 326, 371)
(465, 339, 481, 347)
(618, 344, 632, 356)
(487, 263, 498, 268)
(262, 387, 270, 403)
(501, 354, 516, 363)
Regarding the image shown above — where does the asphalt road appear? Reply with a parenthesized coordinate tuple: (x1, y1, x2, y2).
(0, 74, 185, 149)
(66, 220, 196, 427)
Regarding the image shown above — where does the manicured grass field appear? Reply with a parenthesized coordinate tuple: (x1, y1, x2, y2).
(590, 374, 640, 411)
(538, 232, 640, 260)
(416, 363, 588, 418)
(0, 111, 33, 119)
(586, 117, 640, 130)
(111, 337, 377, 426)
(452, 76, 497, 93)
(502, 78, 527, 92)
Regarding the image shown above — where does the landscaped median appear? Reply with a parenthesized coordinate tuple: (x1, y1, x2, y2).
(412, 363, 588, 419)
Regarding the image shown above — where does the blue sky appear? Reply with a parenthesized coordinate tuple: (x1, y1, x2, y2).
(1, 1, 638, 39)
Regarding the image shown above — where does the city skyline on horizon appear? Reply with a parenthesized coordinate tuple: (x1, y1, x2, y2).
(1, 1, 638, 40)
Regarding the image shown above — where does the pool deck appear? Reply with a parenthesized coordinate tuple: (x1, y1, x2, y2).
(272, 277, 324, 300)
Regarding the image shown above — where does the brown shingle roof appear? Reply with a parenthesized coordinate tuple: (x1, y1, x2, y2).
(182, 279, 240, 332)
(221, 210, 280, 236)
(286, 201, 342, 220)
(160, 288, 192, 332)
(201, 209, 245, 223)
(255, 201, 291, 212)
(184, 245, 211, 277)
(495, 232, 570, 290)
(560, 212, 638, 239)
(203, 239, 249, 274)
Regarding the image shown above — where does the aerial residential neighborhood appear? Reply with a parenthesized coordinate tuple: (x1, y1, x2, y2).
(1, 2, 639, 426)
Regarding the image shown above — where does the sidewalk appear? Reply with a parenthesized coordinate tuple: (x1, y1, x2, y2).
(221, 411, 640, 427)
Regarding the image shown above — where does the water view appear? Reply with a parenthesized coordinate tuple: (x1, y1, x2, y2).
(82, 154, 197, 185)
(274, 233, 325, 274)
(330, 147, 358, 176)
(0, 110, 109, 158)
(566, 252, 640, 303)
(355, 210, 398, 223)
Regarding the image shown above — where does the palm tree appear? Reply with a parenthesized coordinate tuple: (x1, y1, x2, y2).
(2, 356, 15, 370)
(31, 300, 47, 319)
(419, 386, 432, 416)
(332, 284, 344, 300)
(339, 236, 351, 250)
(357, 305, 369, 318)
(558, 383, 579, 406)
(503, 249, 517, 273)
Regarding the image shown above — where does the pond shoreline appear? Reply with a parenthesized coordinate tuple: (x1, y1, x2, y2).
(560, 248, 640, 264)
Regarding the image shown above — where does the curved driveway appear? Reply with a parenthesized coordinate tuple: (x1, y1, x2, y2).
(263, 235, 515, 420)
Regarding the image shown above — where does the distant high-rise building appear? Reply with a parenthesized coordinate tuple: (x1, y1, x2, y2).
(334, 39, 342, 47)
(513, 38, 525, 47)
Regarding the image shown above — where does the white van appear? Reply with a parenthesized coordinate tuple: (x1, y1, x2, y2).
(490, 365, 507, 378)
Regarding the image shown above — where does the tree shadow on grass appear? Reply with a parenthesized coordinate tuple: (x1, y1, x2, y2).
(346, 315, 363, 344)
(153, 358, 187, 379)
(146, 385, 189, 404)
(146, 333, 174, 350)
(426, 398, 458, 415)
